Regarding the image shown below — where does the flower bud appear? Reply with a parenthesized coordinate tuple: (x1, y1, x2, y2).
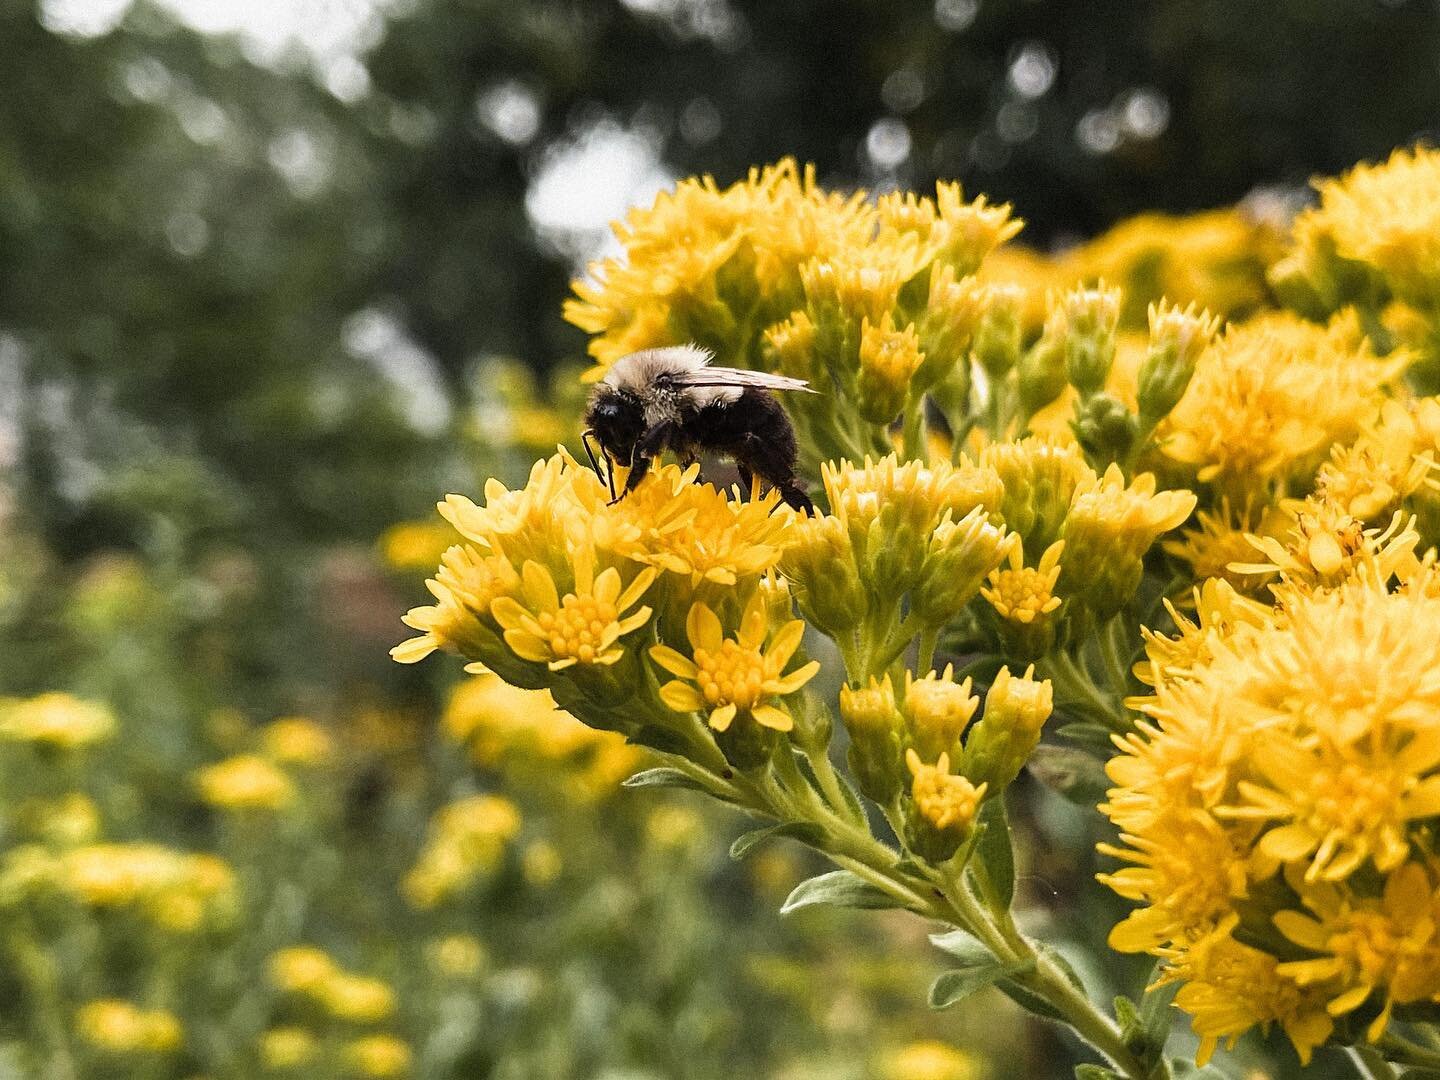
(780, 514, 867, 634)
(764, 310, 818, 381)
(913, 508, 1015, 625)
(971, 284, 1025, 378)
(1017, 305, 1069, 420)
(982, 438, 1089, 558)
(858, 315, 924, 425)
(903, 665, 979, 763)
(1063, 285, 1121, 397)
(1072, 391, 1140, 464)
(840, 675, 905, 803)
(904, 750, 985, 862)
(932, 184, 1023, 276)
(958, 665, 1052, 792)
(916, 266, 985, 390)
(1137, 302, 1220, 426)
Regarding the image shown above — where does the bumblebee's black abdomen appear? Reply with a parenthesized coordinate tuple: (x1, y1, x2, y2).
(687, 389, 811, 512)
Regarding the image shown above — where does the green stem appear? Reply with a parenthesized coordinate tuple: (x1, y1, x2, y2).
(917, 627, 939, 676)
(902, 395, 926, 463)
(1349, 1045, 1400, 1080)
(1377, 1031, 1440, 1071)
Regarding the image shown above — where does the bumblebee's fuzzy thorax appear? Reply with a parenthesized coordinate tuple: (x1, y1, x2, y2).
(602, 346, 742, 426)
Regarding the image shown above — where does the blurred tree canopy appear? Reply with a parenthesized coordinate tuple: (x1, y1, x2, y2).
(3, 0, 1438, 557)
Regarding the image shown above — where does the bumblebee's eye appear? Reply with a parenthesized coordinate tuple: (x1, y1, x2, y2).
(595, 401, 623, 422)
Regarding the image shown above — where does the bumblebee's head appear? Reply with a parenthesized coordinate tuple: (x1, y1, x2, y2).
(583, 384, 645, 462)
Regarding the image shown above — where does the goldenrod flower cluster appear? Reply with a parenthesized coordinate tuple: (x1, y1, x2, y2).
(76, 999, 183, 1055)
(0, 692, 115, 750)
(403, 793, 522, 908)
(1103, 521, 1440, 1062)
(397, 150, 1440, 1076)
(269, 945, 397, 1022)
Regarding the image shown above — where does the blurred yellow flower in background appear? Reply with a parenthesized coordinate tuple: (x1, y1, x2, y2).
(0, 692, 115, 750)
(194, 754, 296, 812)
(76, 999, 183, 1054)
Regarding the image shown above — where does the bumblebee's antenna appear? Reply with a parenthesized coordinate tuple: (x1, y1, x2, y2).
(581, 430, 615, 502)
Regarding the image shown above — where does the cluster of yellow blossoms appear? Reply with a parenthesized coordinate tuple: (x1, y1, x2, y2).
(397, 144, 1440, 1074)
(265, 947, 410, 1075)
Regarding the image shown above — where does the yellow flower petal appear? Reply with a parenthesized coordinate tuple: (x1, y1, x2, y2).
(659, 681, 705, 713)
(687, 602, 724, 653)
(649, 645, 699, 679)
(390, 636, 437, 664)
(738, 590, 767, 650)
(1258, 823, 1319, 864)
(751, 704, 793, 732)
(490, 596, 532, 632)
(592, 566, 622, 606)
(708, 703, 737, 732)
(503, 629, 552, 664)
(521, 561, 560, 613)
(772, 659, 821, 695)
(616, 567, 658, 612)
(763, 620, 805, 669)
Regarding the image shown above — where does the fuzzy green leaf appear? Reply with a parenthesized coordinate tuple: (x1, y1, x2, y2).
(970, 796, 1015, 909)
(779, 870, 906, 915)
(729, 822, 824, 861)
(621, 767, 711, 793)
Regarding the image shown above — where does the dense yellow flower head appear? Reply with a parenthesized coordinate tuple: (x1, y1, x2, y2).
(260, 1027, 319, 1070)
(76, 1000, 183, 1055)
(260, 716, 335, 767)
(0, 692, 115, 750)
(839, 673, 901, 736)
(650, 588, 818, 734)
(194, 754, 296, 812)
(1303, 144, 1440, 304)
(857, 313, 924, 424)
(1102, 569, 1440, 1060)
(879, 1039, 979, 1080)
(17, 843, 236, 930)
(319, 973, 396, 1023)
(1163, 311, 1405, 497)
(269, 946, 338, 994)
(490, 545, 656, 671)
(905, 750, 985, 833)
(981, 539, 1064, 625)
(902, 664, 979, 763)
(343, 1034, 412, 1078)
(404, 794, 522, 909)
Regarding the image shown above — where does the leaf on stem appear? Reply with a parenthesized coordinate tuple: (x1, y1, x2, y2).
(779, 870, 906, 915)
(969, 796, 1016, 909)
(729, 822, 825, 861)
(622, 767, 712, 794)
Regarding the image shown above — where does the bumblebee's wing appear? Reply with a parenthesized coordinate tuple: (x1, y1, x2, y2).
(671, 366, 817, 393)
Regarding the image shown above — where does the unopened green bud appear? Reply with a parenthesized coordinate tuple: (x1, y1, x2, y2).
(904, 749, 985, 862)
(840, 675, 905, 803)
(1072, 392, 1140, 464)
(1137, 302, 1220, 426)
(913, 507, 1015, 625)
(917, 266, 985, 390)
(1017, 305, 1069, 420)
(1063, 285, 1121, 397)
(971, 284, 1025, 378)
(958, 665, 1053, 792)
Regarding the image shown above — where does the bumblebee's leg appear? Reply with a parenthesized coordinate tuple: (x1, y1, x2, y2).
(735, 464, 753, 500)
(739, 425, 813, 513)
(618, 422, 675, 499)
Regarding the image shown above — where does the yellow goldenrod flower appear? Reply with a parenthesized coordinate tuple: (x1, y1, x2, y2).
(260, 1026, 319, 1070)
(1236, 502, 1419, 595)
(1274, 862, 1440, 1042)
(779, 512, 867, 635)
(1164, 311, 1405, 497)
(929, 183, 1022, 274)
(982, 539, 1064, 658)
(902, 665, 979, 764)
(1060, 464, 1196, 617)
(650, 589, 818, 735)
(839, 674, 905, 803)
(1170, 926, 1336, 1066)
(578, 460, 794, 588)
(957, 665, 1052, 793)
(378, 520, 456, 573)
(880, 1040, 978, 1080)
(443, 674, 624, 769)
(857, 313, 924, 424)
(403, 794, 521, 909)
(490, 545, 656, 671)
(919, 264, 985, 379)
(0, 692, 115, 750)
(1128, 578, 1274, 699)
(1103, 570, 1440, 1062)
(1061, 283, 1122, 396)
(391, 543, 520, 664)
(905, 750, 985, 861)
(982, 437, 1090, 556)
(49, 844, 235, 930)
(969, 282, 1025, 377)
(522, 839, 562, 886)
(19, 792, 101, 847)
(343, 1034, 412, 1078)
(426, 934, 487, 979)
(1136, 300, 1220, 425)
(763, 309, 818, 380)
(319, 973, 396, 1023)
(260, 717, 335, 767)
(914, 507, 1016, 625)
(1161, 501, 1283, 595)
(76, 1000, 183, 1054)
(1304, 144, 1440, 305)
(194, 754, 296, 812)
(269, 946, 338, 994)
